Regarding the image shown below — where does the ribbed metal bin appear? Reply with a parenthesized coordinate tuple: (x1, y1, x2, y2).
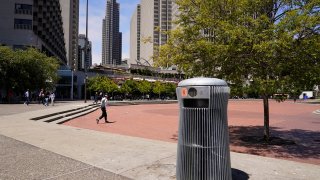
(176, 77, 231, 180)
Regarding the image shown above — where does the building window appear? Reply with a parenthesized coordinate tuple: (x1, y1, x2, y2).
(14, 19, 32, 30)
(15, 4, 32, 15)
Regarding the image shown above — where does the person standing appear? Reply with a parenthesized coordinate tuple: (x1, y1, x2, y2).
(96, 94, 109, 124)
(24, 89, 30, 105)
(50, 92, 55, 106)
(44, 91, 49, 106)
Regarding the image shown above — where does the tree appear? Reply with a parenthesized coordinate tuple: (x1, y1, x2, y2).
(164, 82, 177, 98)
(153, 81, 166, 98)
(87, 76, 119, 97)
(156, 0, 320, 141)
(120, 81, 132, 98)
(120, 79, 138, 99)
(0, 47, 59, 95)
(137, 80, 152, 98)
(0, 47, 14, 91)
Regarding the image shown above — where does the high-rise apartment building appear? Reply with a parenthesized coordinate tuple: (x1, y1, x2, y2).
(59, 0, 79, 70)
(130, 4, 141, 65)
(102, 0, 122, 65)
(78, 34, 92, 70)
(130, 0, 173, 66)
(0, 0, 67, 64)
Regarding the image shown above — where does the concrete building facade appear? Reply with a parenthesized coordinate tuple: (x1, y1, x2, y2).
(129, 4, 140, 66)
(0, 0, 67, 64)
(102, 0, 122, 65)
(130, 0, 173, 66)
(59, 0, 79, 70)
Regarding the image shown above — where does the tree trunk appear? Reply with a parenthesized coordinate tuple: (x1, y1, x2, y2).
(263, 95, 270, 142)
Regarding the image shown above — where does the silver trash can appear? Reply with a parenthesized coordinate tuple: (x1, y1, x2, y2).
(176, 77, 232, 180)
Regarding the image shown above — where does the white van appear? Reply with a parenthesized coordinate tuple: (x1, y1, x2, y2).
(299, 91, 314, 99)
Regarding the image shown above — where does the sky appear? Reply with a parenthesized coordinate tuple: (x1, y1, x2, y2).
(78, 0, 140, 65)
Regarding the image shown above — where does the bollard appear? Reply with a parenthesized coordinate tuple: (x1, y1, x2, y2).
(176, 77, 232, 180)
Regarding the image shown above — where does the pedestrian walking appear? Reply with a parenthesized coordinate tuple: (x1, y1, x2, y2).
(44, 92, 49, 106)
(50, 92, 55, 106)
(94, 92, 98, 104)
(96, 94, 110, 124)
(38, 89, 44, 104)
(24, 89, 30, 105)
(98, 92, 103, 102)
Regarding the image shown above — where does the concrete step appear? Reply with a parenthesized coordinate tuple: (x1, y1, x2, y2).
(30, 104, 99, 124)
(42, 105, 97, 123)
(55, 106, 99, 124)
(30, 104, 98, 121)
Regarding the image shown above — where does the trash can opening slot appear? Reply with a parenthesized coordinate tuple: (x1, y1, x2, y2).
(183, 99, 209, 108)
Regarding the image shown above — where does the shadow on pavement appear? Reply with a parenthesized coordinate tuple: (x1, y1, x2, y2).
(171, 126, 320, 164)
(105, 121, 116, 123)
(229, 126, 320, 164)
(232, 168, 249, 180)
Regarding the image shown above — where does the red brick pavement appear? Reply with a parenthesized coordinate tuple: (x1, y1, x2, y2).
(64, 100, 320, 165)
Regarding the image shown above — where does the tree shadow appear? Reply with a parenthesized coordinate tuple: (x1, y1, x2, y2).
(229, 126, 320, 161)
(171, 126, 320, 163)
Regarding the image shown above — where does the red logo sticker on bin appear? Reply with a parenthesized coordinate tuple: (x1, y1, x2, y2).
(181, 88, 188, 97)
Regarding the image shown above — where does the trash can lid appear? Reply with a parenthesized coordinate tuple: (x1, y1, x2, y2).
(178, 77, 227, 87)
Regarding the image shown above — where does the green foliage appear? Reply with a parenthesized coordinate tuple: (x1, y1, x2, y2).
(120, 79, 137, 94)
(0, 47, 14, 89)
(156, 0, 320, 141)
(164, 82, 177, 97)
(156, 0, 320, 97)
(153, 81, 166, 97)
(0, 47, 59, 93)
(87, 75, 119, 94)
(152, 81, 177, 98)
(136, 80, 152, 96)
(88, 77, 177, 99)
(120, 81, 131, 94)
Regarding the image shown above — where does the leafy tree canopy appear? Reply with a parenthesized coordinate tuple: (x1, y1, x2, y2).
(137, 80, 152, 96)
(153, 81, 166, 97)
(0, 47, 59, 93)
(156, 0, 320, 94)
(87, 75, 119, 94)
(155, 0, 320, 141)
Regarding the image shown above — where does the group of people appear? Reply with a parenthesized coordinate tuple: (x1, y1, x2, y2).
(38, 89, 55, 106)
(24, 89, 55, 106)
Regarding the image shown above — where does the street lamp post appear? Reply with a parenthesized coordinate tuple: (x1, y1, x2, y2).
(84, 0, 89, 103)
(71, 68, 74, 100)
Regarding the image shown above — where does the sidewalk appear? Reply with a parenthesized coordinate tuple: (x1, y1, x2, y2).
(0, 102, 319, 179)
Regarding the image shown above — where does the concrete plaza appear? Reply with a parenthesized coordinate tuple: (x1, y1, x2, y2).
(0, 100, 319, 179)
